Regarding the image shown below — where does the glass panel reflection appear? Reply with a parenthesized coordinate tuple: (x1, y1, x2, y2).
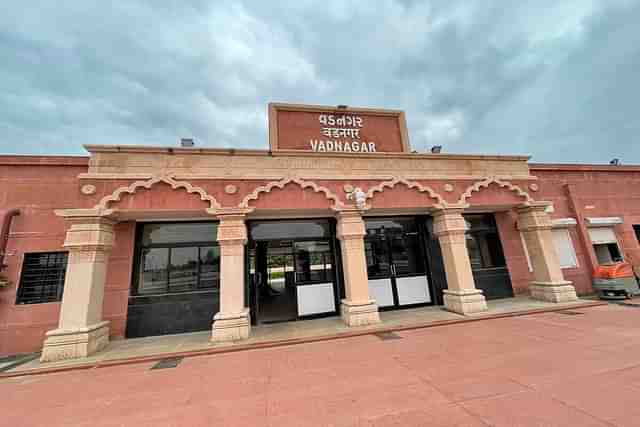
(250, 220, 329, 241)
(142, 223, 218, 245)
(365, 239, 391, 279)
(199, 246, 220, 289)
(365, 218, 425, 277)
(139, 248, 169, 294)
(390, 233, 425, 276)
(464, 214, 507, 270)
(169, 247, 198, 292)
(135, 223, 221, 296)
(294, 241, 332, 284)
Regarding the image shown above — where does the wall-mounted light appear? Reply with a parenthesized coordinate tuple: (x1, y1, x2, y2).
(180, 138, 195, 147)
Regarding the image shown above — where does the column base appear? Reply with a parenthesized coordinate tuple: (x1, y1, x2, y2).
(211, 309, 251, 343)
(530, 281, 578, 303)
(340, 300, 380, 327)
(40, 321, 110, 363)
(443, 290, 488, 315)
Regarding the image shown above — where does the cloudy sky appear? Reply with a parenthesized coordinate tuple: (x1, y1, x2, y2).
(1, 1, 639, 163)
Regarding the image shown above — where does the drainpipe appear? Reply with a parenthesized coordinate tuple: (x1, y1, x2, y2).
(0, 208, 20, 272)
(564, 184, 597, 275)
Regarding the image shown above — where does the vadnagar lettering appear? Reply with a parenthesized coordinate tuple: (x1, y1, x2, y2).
(309, 114, 377, 153)
(309, 140, 376, 152)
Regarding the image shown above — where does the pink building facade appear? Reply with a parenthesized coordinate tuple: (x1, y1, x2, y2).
(0, 104, 637, 360)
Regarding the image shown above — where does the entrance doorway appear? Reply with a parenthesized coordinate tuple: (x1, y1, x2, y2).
(364, 217, 433, 309)
(248, 220, 341, 324)
(464, 214, 514, 299)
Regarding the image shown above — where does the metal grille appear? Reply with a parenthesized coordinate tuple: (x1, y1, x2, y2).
(373, 331, 403, 340)
(16, 252, 68, 305)
(151, 357, 183, 370)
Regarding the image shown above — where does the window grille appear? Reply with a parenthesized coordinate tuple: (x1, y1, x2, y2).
(16, 252, 68, 304)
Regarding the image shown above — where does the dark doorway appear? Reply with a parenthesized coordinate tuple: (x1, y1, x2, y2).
(364, 217, 434, 309)
(248, 219, 341, 325)
(464, 214, 514, 299)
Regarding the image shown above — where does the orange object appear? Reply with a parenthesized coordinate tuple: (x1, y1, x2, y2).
(593, 262, 634, 279)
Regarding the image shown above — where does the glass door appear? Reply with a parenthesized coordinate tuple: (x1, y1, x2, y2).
(365, 218, 432, 309)
(365, 229, 395, 308)
(248, 219, 340, 324)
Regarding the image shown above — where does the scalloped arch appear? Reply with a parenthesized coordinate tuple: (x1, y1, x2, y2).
(94, 175, 221, 210)
(239, 177, 344, 209)
(365, 177, 445, 205)
(458, 177, 534, 204)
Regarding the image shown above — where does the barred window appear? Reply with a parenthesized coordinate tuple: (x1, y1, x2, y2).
(16, 252, 68, 304)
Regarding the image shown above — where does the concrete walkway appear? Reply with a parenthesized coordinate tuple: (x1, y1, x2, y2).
(8, 297, 601, 375)
(2, 302, 640, 426)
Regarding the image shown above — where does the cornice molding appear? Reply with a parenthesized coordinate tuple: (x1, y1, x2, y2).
(365, 177, 445, 206)
(239, 177, 344, 209)
(458, 177, 534, 204)
(94, 175, 221, 211)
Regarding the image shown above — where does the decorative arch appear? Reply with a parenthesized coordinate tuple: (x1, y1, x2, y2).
(365, 177, 445, 205)
(94, 175, 222, 211)
(458, 177, 534, 204)
(239, 177, 343, 209)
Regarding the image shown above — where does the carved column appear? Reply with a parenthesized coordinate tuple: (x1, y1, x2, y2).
(211, 211, 251, 342)
(336, 210, 380, 326)
(41, 211, 115, 362)
(433, 208, 488, 315)
(517, 204, 578, 302)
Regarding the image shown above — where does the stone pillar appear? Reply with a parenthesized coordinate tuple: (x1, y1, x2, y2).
(41, 213, 115, 362)
(517, 204, 578, 302)
(211, 211, 250, 342)
(433, 208, 488, 315)
(336, 210, 380, 326)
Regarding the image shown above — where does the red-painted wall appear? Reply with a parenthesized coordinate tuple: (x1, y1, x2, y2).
(2, 155, 640, 357)
(0, 158, 90, 355)
(531, 165, 640, 295)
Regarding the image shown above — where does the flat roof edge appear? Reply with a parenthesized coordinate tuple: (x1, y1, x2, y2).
(531, 162, 640, 172)
(0, 155, 89, 166)
(83, 144, 531, 162)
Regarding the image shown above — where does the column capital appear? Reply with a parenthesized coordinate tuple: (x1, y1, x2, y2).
(432, 208, 467, 237)
(217, 213, 247, 245)
(335, 209, 366, 240)
(61, 217, 116, 252)
(215, 207, 253, 218)
(517, 203, 553, 232)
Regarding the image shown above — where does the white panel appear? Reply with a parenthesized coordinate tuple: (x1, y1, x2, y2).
(297, 283, 335, 316)
(589, 227, 617, 244)
(396, 276, 431, 305)
(552, 229, 578, 269)
(586, 217, 623, 227)
(368, 278, 394, 307)
(551, 218, 577, 228)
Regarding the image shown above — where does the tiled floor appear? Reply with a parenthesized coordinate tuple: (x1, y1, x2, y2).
(11, 296, 596, 373)
(2, 302, 640, 426)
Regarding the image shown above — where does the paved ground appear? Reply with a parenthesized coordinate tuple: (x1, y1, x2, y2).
(10, 297, 597, 373)
(2, 303, 640, 426)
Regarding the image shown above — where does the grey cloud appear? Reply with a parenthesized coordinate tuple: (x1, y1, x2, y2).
(0, 1, 639, 163)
